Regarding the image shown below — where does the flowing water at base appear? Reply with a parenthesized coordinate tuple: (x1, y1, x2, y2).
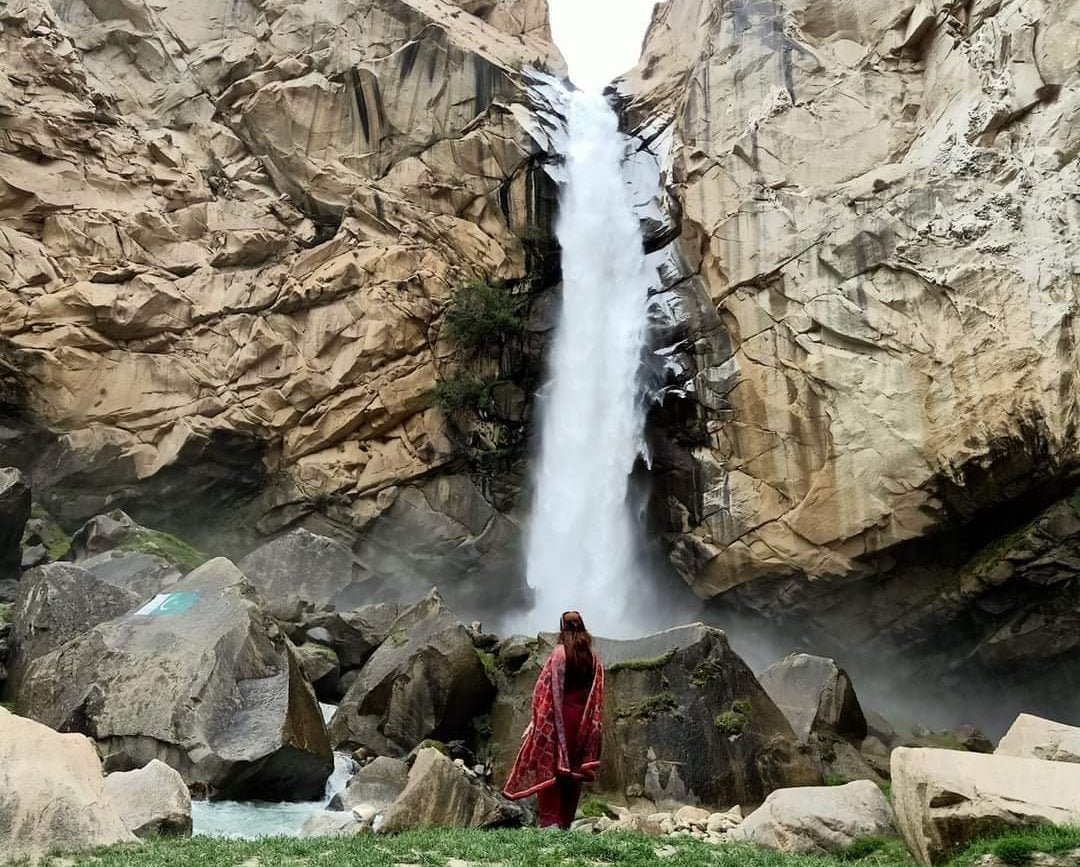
(191, 704, 355, 839)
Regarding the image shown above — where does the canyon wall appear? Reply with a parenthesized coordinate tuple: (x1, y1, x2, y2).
(0, 0, 566, 615)
(619, 0, 1080, 695)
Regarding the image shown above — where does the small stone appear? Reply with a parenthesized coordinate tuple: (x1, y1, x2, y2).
(305, 626, 334, 646)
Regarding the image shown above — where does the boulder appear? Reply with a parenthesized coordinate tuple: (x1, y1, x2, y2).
(240, 529, 369, 611)
(328, 756, 409, 812)
(295, 642, 341, 700)
(299, 810, 368, 837)
(301, 603, 402, 669)
(377, 747, 524, 833)
(729, 780, 896, 854)
(891, 747, 1080, 865)
(5, 563, 139, 695)
(79, 550, 183, 602)
(758, 654, 868, 743)
(0, 468, 30, 582)
(996, 714, 1080, 764)
(69, 511, 205, 574)
(489, 624, 821, 809)
(329, 591, 494, 756)
(104, 759, 192, 838)
(17, 557, 334, 800)
(0, 706, 136, 860)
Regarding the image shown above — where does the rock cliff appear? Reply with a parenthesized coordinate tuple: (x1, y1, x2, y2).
(617, 0, 1080, 694)
(0, 0, 566, 614)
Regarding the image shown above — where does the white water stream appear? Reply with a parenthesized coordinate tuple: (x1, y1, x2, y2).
(520, 89, 653, 638)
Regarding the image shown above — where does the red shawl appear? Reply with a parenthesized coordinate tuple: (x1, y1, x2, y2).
(502, 644, 604, 800)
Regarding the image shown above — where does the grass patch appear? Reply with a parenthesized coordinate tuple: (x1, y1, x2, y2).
(0, 602, 12, 627)
(443, 279, 524, 350)
(823, 774, 849, 787)
(28, 825, 1080, 867)
(118, 528, 207, 574)
(475, 649, 499, 680)
(578, 796, 617, 820)
(608, 650, 677, 674)
(690, 659, 724, 687)
(615, 692, 680, 721)
(715, 711, 747, 736)
(953, 825, 1080, 865)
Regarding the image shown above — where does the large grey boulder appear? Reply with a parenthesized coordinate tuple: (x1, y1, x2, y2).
(299, 810, 367, 837)
(69, 511, 205, 574)
(0, 706, 136, 860)
(329, 591, 494, 756)
(79, 550, 183, 602)
(0, 468, 30, 595)
(104, 759, 192, 838)
(996, 714, 1080, 764)
(377, 747, 524, 833)
(891, 747, 1080, 865)
(301, 603, 402, 669)
(729, 780, 896, 854)
(489, 624, 821, 809)
(5, 563, 139, 695)
(328, 756, 409, 812)
(17, 557, 334, 800)
(758, 654, 867, 744)
(240, 529, 368, 610)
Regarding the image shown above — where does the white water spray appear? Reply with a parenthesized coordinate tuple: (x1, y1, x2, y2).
(521, 89, 653, 638)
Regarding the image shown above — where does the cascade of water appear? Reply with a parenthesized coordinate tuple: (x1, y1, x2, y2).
(520, 88, 654, 638)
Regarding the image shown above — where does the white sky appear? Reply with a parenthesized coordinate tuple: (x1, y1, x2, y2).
(547, 0, 659, 91)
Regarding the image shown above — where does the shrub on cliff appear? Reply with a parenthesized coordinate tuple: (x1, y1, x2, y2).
(443, 280, 524, 350)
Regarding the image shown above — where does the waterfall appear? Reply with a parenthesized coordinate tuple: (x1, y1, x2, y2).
(521, 88, 653, 638)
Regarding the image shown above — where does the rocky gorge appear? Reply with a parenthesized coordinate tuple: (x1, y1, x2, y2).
(1, 0, 1080, 861)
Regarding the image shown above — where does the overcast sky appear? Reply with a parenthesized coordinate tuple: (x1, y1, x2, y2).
(547, 0, 659, 91)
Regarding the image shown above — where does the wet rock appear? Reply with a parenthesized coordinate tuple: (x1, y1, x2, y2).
(489, 624, 820, 809)
(6, 563, 139, 695)
(302, 603, 402, 669)
(79, 550, 183, 601)
(730, 780, 896, 854)
(104, 759, 192, 838)
(996, 714, 1080, 764)
(17, 557, 333, 800)
(0, 706, 135, 860)
(377, 747, 524, 833)
(299, 810, 368, 837)
(891, 748, 1080, 865)
(758, 654, 868, 744)
(240, 529, 369, 612)
(328, 756, 409, 812)
(329, 591, 494, 756)
(0, 468, 30, 581)
(295, 642, 341, 701)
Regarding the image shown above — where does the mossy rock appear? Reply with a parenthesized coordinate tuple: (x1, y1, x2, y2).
(117, 528, 206, 574)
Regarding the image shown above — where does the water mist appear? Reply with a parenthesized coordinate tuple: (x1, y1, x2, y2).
(520, 89, 654, 638)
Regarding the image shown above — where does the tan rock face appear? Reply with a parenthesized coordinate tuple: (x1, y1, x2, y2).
(0, 0, 565, 604)
(620, 0, 1080, 671)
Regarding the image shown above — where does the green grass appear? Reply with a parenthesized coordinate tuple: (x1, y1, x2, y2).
(957, 825, 1080, 865)
(27, 825, 1080, 867)
(608, 650, 677, 674)
(616, 692, 680, 721)
(0, 601, 12, 627)
(578, 796, 618, 819)
(118, 528, 207, 574)
(29, 504, 71, 560)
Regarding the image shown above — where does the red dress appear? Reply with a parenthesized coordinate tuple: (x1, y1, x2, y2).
(503, 645, 605, 828)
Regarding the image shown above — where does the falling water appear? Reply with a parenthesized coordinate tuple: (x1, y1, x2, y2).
(522, 88, 653, 638)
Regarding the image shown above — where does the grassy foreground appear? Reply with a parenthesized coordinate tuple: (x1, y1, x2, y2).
(34, 826, 1080, 867)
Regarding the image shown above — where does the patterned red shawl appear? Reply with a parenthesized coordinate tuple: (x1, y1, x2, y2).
(502, 644, 605, 800)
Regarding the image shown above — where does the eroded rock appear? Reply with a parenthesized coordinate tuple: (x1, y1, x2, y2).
(104, 759, 193, 838)
(997, 714, 1080, 764)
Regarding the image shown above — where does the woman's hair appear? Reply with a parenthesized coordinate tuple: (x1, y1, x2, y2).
(559, 610, 593, 680)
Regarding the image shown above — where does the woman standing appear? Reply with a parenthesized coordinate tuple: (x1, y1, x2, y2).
(503, 611, 605, 829)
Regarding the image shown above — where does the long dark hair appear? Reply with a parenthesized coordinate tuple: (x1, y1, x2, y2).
(559, 610, 593, 681)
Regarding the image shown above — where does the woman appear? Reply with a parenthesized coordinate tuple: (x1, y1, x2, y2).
(503, 610, 605, 829)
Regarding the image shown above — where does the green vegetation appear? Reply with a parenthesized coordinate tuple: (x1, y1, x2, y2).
(34, 827, 1080, 867)
(578, 796, 618, 820)
(961, 825, 1080, 866)
(443, 280, 524, 350)
(29, 504, 71, 560)
(0, 602, 12, 626)
(431, 374, 497, 416)
(118, 528, 207, 574)
(690, 660, 724, 687)
(608, 650, 677, 674)
(823, 774, 849, 787)
(0, 701, 15, 713)
(731, 699, 752, 716)
(715, 699, 752, 736)
(475, 649, 500, 680)
(616, 692, 680, 721)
